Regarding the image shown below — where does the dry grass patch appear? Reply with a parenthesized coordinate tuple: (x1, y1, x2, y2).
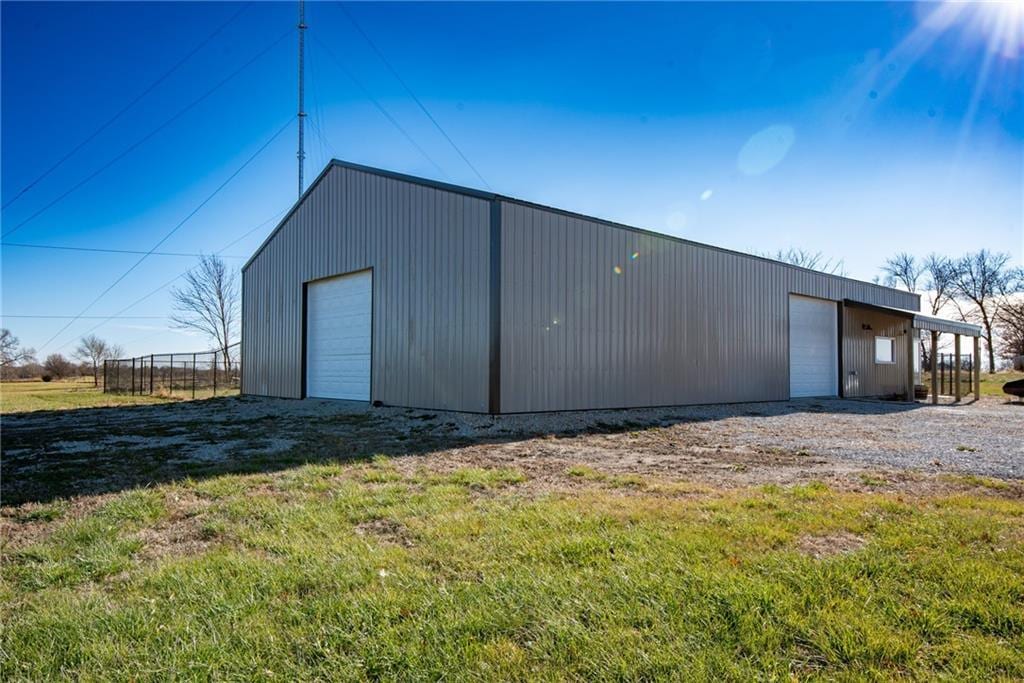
(796, 531, 868, 559)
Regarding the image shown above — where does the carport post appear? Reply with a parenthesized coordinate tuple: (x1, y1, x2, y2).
(954, 334, 962, 401)
(906, 327, 916, 402)
(930, 331, 939, 405)
(973, 336, 981, 399)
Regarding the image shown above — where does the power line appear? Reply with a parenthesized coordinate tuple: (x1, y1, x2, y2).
(38, 116, 294, 353)
(311, 33, 448, 179)
(2, 28, 291, 239)
(1, 242, 245, 258)
(332, 1, 491, 190)
(52, 208, 287, 353)
(3, 315, 167, 320)
(1, 3, 252, 211)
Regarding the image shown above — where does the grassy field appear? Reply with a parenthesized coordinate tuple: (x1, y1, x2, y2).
(3, 383, 1022, 678)
(979, 370, 1024, 398)
(4, 458, 1023, 679)
(0, 379, 236, 414)
(918, 370, 1023, 399)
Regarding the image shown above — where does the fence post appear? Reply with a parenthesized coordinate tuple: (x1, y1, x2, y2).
(169, 354, 174, 395)
(115, 360, 120, 394)
(103, 360, 107, 393)
(149, 355, 154, 394)
(213, 351, 217, 396)
(192, 353, 197, 399)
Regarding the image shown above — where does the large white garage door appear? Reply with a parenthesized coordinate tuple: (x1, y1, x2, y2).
(306, 270, 372, 400)
(789, 294, 838, 398)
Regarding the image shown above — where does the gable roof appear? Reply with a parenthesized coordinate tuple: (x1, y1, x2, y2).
(242, 160, 919, 309)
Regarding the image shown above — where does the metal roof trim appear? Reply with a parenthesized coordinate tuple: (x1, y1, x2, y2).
(843, 299, 981, 336)
(242, 160, 918, 311)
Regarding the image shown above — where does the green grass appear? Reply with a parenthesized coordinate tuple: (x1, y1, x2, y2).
(0, 379, 237, 414)
(979, 370, 1024, 398)
(919, 370, 1023, 400)
(4, 461, 1023, 680)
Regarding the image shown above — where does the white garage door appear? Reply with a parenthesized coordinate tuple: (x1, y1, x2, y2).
(789, 294, 838, 398)
(306, 271, 372, 400)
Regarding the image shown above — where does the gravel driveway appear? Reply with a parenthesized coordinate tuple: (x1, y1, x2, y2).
(3, 395, 1021, 506)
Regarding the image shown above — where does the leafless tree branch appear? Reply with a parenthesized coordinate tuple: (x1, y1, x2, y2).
(170, 255, 239, 371)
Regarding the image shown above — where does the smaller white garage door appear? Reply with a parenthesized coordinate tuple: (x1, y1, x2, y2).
(789, 294, 838, 398)
(306, 270, 372, 400)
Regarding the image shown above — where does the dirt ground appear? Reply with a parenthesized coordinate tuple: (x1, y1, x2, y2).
(3, 395, 1022, 512)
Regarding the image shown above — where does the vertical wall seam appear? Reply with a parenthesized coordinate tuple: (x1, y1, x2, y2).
(488, 199, 502, 414)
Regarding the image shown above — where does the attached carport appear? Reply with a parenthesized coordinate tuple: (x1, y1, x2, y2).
(842, 300, 983, 404)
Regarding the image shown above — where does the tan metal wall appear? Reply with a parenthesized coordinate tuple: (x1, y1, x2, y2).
(841, 306, 913, 398)
(242, 164, 492, 411)
(498, 200, 920, 412)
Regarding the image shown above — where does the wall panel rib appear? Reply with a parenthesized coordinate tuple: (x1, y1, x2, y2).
(499, 200, 920, 412)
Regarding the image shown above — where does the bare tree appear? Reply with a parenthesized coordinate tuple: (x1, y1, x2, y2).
(0, 328, 36, 368)
(74, 334, 122, 386)
(170, 254, 239, 371)
(995, 298, 1024, 366)
(881, 252, 923, 292)
(951, 251, 1017, 373)
(761, 248, 846, 276)
(922, 254, 958, 317)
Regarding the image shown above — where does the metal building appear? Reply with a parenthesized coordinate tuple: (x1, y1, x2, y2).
(242, 160, 980, 413)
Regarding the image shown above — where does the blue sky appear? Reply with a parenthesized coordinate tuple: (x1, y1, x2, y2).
(2, 1, 1021, 358)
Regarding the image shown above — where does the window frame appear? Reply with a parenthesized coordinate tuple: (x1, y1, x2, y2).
(874, 336, 896, 365)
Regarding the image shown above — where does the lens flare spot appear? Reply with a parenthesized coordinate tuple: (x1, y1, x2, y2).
(630, 251, 639, 260)
(700, 189, 713, 201)
(613, 265, 623, 275)
(737, 124, 795, 176)
(666, 211, 688, 231)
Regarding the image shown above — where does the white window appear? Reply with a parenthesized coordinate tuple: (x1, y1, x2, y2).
(874, 336, 895, 364)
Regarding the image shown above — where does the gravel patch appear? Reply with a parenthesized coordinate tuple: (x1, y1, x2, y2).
(378, 397, 1023, 479)
(2, 395, 1020, 507)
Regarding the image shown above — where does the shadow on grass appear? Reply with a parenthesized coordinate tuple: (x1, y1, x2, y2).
(1, 395, 926, 506)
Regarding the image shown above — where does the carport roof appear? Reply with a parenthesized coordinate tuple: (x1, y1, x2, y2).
(843, 299, 982, 336)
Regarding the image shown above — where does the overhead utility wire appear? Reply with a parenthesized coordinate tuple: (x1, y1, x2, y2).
(1, 3, 252, 211)
(333, 2, 491, 190)
(1, 242, 244, 258)
(3, 315, 167, 320)
(53, 208, 287, 352)
(39, 116, 294, 353)
(311, 34, 448, 179)
(2, 28, 291, 239)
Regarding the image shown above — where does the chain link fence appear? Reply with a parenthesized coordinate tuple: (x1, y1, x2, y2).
(103, 343, 240, 398)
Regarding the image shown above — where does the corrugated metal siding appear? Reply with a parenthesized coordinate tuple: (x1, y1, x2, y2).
(842, 306, 913, 398)
(913, 316, 980, 336)
(499, 200, 920, 412)
(242, 165, 491, 411)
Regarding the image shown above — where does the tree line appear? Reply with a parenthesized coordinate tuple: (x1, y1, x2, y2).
(1, 331, 125, 385)
(879, 250, 1023, 374)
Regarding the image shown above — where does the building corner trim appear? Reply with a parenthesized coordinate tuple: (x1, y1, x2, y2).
(488, 199, 502, 414)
